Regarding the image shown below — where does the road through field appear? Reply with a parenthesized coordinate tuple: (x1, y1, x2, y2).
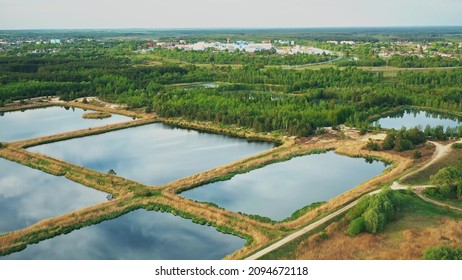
(244, 200, 358, 260)
(245, 140, 461, 260)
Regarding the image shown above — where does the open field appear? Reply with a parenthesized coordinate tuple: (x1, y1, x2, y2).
(403, 144, 462, 185)
(286, 192, 462, 260)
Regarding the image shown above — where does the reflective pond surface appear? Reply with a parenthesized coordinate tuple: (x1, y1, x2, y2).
(28, 123, 275, 186)
(0, 158, 108, 234)
(376, 110, 462, 130)
(182, 151, 388, 221)
(1, 209, 246, 260)
(0, 106, 132, 142)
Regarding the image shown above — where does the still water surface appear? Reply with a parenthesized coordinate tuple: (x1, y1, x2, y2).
(0, 158, 108, 234)
(1, 209, 245, 260)
(29, 123, 274, 185)
(182, 151, 388, 221)
(376, 110, 462, 130)
(0, 106, 132, 142)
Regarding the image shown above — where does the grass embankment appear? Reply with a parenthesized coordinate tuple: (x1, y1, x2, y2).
(160, 117, 285, 144)
(61, 100, 149, 119)
(271, 191, 462, 259)
(0, 102, 53, 113)
(11, 117, 158, 149)
(0, 146, 147, 198)
(82, 111, 112, 119)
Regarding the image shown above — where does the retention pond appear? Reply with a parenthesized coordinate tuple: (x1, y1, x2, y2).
(28, 123, 275, 185)
(1, 209, 245, 259)
(181, 151, 388, 221)
(376, 110, 462, 130)
(0, 106, 132, 142)
(0, 158, 108, 234)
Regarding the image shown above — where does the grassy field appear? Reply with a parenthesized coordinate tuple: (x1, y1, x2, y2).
(402, 145, 462, 185)
(269, 191, 462, 259)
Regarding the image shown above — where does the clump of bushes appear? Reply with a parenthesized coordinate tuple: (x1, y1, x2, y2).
(423, 246, 462, 260)
(427, 166, 462, 199)
(382, 127, 426, 152)
(346, 188, 400, 236)
(452, 143, 462, 149)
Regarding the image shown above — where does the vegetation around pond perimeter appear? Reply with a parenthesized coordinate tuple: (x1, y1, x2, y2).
(0, 101, 417, 259)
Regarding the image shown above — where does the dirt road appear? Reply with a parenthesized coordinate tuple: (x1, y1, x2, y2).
(246, 140, 461, 260)
(245, 200, 358, 260)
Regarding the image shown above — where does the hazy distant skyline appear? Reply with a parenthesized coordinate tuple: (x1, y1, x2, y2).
(1, 0, 462, 30)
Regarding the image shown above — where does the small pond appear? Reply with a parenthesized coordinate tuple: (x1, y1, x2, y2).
(0, 106, 132, 142)
(1, 209, 245, 260)
(376, 110, 462, 130)
(0, 158, 108, 234)
(181, 151, 388, 221)
(28, 123, 275, 185)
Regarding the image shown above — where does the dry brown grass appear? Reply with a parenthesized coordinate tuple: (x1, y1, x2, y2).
(0, 146, 144, 197)
(0, 102, 52, 113)
(9, 117, 158, 149)
(0, 196, 143, 255)
(294, 218, 462, 260)
(82, 111, 112, 119)
(61, 101, 152, 119)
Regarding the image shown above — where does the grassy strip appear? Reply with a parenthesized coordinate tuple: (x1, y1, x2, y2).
(1, 205, 137, 257)
(160, 117, 285, 145)
(82, 111, 112, 119)
(0, 147, 150, 197)
(176, 148, 330, 195)
(0, 103, 53, 113)
(237, 202, 326, 225)
(16, 118, 158, 148)
(1, 201, 251, 257)
(143, 203, 253, 246)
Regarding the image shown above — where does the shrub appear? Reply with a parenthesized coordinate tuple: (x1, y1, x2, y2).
(452, 143, 462, 149)
(346, 188, 398, 236)
(347, 217, 366, 236)
(423, 246, 462, 260)
(366, 139, 380, 151)
(430, 166, 462, 199)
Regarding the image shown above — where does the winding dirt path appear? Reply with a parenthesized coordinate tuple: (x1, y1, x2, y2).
(400, 141, 453, 182)
(414, 187, 462, 211)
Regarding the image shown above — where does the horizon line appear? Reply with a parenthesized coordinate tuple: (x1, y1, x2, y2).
(2, 25, 462, 32)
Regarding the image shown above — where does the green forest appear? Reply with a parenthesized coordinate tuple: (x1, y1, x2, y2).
(1, 32, 462, 137)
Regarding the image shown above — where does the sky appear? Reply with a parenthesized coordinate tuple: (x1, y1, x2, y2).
(1, 0, 461, 29)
